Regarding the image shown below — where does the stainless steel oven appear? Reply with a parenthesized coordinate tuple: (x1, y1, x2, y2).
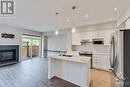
(79, 51, 93, 68)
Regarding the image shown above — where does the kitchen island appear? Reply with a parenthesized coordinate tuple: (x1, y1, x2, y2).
(48, 55, 91, 87)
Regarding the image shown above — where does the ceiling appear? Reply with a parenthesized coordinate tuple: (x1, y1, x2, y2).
(0, 0, 129, 32)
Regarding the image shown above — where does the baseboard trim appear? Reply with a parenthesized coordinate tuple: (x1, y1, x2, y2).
(0, 61, 18, 67)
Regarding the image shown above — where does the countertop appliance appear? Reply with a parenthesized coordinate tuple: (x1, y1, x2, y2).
(79, 51, 93, 68)
(92, 38, 104, 45)
(110, 29, 130, 87)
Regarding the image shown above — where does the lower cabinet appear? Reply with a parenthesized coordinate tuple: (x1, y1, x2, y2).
(93, 54, 110, 70)
(68, 62, 87, 86)
(48, 58, 90, 87)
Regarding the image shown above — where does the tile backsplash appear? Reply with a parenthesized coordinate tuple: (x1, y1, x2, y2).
(72, 44, 110, 54)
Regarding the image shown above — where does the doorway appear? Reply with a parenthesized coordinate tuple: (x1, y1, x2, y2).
(21, 34, 41, 60)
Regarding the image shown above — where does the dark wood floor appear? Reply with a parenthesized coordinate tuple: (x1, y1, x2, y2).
(0, 58, 79, 87)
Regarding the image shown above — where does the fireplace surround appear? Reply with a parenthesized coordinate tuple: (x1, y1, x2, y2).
(0, 45, 19, 66)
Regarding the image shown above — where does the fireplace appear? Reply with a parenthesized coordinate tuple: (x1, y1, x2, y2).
(0, 45, 19, 65)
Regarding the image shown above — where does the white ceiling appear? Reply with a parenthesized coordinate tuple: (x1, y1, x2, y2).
(0, 0, 129, 32)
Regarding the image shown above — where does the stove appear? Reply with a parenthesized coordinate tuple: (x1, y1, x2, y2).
(79, 51, 93, 68)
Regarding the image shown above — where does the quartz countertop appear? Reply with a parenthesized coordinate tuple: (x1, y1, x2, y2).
(49, 55, 91, 64)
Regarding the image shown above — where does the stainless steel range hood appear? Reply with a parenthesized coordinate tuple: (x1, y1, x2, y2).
(80, 39, 92, 45)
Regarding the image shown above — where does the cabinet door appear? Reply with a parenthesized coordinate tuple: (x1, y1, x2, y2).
(93, 54, 109, 70)
(72, 33, 81, 45)
(67, 61, 87, 86)
(104, 32, 111, 45)
(92, 30, 116, 45)
(93, 56, 101, 68)
(80, 32, 92, 40)
(92, 31, 105, 39)
(72, 30, 116, 45)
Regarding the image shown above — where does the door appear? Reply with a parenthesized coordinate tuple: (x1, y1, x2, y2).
(110, 34, 118, 72)
(110, 30, 121, 72)
(124, 30, 130, 87)
(21, 35, 41, 60)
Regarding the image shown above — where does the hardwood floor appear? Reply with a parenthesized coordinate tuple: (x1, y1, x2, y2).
(90, 69, 116, 87)
(0, 58, 79, 87)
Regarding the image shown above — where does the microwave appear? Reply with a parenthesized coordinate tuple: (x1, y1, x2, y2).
(92, 38, 104, 45)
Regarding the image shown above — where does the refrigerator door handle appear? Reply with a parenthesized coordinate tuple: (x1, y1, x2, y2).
(110, 36, 115, 69)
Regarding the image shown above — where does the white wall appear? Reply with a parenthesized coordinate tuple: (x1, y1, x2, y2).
(0, 24, 42, 59)
(0, 24, 41, 45)
(47, 34, 67, 51)
(126, 18, 130, 29)
(117, 4, 130, 27)
(44, 29, 72, 52)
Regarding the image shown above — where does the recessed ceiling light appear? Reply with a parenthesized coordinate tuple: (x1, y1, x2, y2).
(66, 19, 70, 22)
(109, 18, 112, 21)
(85, 14, 89, 18)
(114, 8, 117, 11)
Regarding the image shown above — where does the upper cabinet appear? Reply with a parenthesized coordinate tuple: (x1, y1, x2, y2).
(80, 32, 93, 40)
(92, 31, 105, 39)
(72, 29, 116, 45)
(92, 30, 114, 45)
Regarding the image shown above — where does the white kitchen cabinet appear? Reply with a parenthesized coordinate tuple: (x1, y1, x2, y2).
(93, 54, 110, 70)
(68, 61, 87, 86)
(104, 32, 111, 45)
(72, 33, 81, 45)
(48, 56, 90, 87)
(92, 31, 105, 39)
(72, 32, 93, 45)
(72, 29, 116, 45)
(80, 32, 93, 40)
(92, 30, 115, 45)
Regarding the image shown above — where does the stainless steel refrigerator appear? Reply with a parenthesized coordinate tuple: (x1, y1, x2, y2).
(110, 29, 130, 87)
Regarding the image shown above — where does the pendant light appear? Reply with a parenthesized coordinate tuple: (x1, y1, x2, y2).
(72, 27, 76, 33)
(54, 12, 59, 35)
(55, 30, 59, 35)
(72, 6, 76, 33)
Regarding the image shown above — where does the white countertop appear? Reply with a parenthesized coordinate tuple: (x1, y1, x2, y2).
(49, 55, 91, 64)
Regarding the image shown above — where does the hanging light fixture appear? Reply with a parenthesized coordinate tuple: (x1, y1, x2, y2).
(72, 27, 76, 33)
(71, 6, 76, 33)
(55, 30, 59, 35)
(54, 12, 59, 35)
